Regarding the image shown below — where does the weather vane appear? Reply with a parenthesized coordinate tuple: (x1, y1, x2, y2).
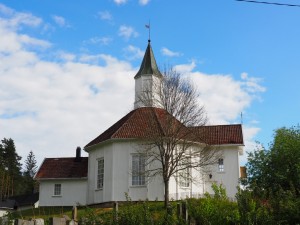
(145, 20, 151, 42)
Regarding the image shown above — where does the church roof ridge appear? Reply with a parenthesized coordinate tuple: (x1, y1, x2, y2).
(84, 107, 244, 149)
(134, 40, 163, 79)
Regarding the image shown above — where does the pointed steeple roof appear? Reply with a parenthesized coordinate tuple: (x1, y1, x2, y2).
(134, 40, 163, 79)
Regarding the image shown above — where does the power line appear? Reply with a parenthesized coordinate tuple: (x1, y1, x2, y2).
(236, 0, 300, 7)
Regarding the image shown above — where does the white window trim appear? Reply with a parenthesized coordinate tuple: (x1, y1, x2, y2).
(53, 183, 62, 196)
(218, 158, 225, 173)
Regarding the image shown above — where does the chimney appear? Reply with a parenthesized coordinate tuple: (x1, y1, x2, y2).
(75, 146, 81, 162)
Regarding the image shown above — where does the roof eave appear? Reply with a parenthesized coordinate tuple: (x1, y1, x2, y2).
(85, 137, 140, 151)
(36, 177, 88, 181)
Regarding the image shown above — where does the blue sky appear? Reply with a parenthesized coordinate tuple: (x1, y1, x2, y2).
(0, 0, 299, 167)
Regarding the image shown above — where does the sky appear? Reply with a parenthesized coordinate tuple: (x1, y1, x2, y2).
(0, 0, 299, 168)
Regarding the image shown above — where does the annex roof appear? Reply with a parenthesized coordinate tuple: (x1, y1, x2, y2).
(85, 107, 244, 149)
(191, 124, 244, 145)
(35, 157, 88, 179)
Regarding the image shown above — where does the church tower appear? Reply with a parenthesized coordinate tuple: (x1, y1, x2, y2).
(134, 40, 163, 109)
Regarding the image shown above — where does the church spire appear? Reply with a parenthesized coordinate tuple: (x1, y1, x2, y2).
(134, 40, 163, 109)
(134, 40, 162, 79)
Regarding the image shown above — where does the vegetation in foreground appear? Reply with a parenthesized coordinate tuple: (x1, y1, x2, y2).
(3, 183, 299, 225)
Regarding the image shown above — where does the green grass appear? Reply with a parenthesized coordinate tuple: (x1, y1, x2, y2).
(9, 206, 75, 220)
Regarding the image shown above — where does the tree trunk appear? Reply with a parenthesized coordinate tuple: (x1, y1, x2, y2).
(164, 179, 169, 208)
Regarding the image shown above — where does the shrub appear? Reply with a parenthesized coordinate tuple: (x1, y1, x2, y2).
(187, 184, 239, 225)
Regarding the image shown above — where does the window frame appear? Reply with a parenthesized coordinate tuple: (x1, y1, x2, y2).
(179, 157, 190, 188)
(218, 158, 224, 172)
(54, 183, 61, 196)
(97, 157, 104, 189)
(131, 154, 146, 186)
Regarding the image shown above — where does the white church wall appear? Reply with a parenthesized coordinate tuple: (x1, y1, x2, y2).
(204, 145, 240, 199)
(112, 141, 165, 201)
(86, 141, 241, 205)
(87, 143, 114, 205)
(39, 179, 87, 206)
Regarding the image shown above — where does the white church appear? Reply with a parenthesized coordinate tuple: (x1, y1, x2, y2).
(35, 40, 244, 207)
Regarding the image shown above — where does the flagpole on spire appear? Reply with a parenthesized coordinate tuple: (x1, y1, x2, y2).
(145, 20, 151, 42)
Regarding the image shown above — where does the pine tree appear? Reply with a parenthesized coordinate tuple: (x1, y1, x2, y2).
(0, 138, 22, 196)
(23, 151, 37, 194)
(24, 151, 37, 178)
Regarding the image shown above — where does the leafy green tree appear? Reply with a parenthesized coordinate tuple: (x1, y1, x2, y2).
(244, 125, 300, 224)
(246, 125, 300, 195)
(23, 150, 38, 193)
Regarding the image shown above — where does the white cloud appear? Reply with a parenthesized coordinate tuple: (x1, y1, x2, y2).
(0, 3, 14, 15)
(0, 8, 135, 166)
(52, 15, 68, 27)
(56, 51, 76, 61)
(118, 25, 138, 40)
(175, 60, 196, 73)
(241, 72, 266, 94)
(85, 36, 113, 46)
(114, 0, 128, 5)
(98, 11, 113, 21)
(123, 45, 144, 60)
(161, 47, 181, 57)
(0, 4, 42, 30)
(139, 0, 151, 5)
(19, 34, 51, 49)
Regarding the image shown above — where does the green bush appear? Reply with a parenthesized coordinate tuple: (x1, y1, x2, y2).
(236, 188, 274, 225)
(187, 184, 239, 225)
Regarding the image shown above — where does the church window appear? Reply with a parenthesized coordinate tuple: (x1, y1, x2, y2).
(180, 167, 190, 187)
(218, 158, 224, 172)
(180, 157, 190, 187)
(97, 158, 104, 189)
(54, 184, 61, 196)
(132, 154, 145, 186)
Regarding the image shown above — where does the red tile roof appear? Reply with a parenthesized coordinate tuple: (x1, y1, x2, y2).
(85, 107, 244, 148)
(35, 157, 88, 179)
(190, 124, 244, 145)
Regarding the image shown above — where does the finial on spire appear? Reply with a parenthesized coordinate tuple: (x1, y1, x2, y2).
(145, 20, 151, 42)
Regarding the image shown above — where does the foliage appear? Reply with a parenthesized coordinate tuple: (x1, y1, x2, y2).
(246, 125, 300, 195)
(24, 150, 37, 178)
(23, 150, 38, 194)
(236, 188, 273, 225)
(269, 186, 300, 224)
(0, 138, 23, 197)
(78, 193, 186, 225)
(241, 125, 300, 224)
(188, 184, 240, 225)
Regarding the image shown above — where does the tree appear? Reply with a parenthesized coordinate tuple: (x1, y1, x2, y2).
(0, 138, 22, 196)
(137, 68, 221, 208)
(246, 125, 300, 195)
(24, 150, 37, 178)
(23, 150, 37, 194)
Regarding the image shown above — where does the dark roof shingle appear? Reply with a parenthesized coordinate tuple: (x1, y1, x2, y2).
(35, 157, 88, 179)
(190, 124, 244, 145)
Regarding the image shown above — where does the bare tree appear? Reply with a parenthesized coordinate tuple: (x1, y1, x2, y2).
(137, 67, 221, 207)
